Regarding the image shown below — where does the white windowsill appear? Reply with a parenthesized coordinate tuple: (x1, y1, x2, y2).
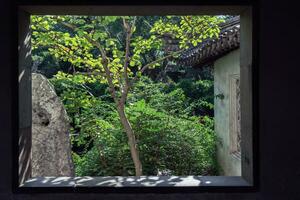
(21, 176, 250, 187)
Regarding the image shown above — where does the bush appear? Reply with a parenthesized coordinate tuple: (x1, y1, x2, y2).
(52, 74, 218, 176)
(128, 100, 217, 175)
(128, 76, 214, 117)
(72, 100, 218, 176)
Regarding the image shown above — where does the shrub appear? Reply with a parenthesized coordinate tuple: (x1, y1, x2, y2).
(52, 74, 218, 176)
(128, 76, 214, 117)
(73, 100, 218, 176)
(128, 100, 217, 175)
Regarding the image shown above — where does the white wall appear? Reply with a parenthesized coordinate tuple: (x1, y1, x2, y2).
(214, 49, 241, 176)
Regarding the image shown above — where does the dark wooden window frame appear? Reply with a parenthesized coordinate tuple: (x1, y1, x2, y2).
(14, 4, 258, 193)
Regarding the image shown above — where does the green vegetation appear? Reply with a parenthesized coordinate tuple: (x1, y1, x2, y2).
(32, 15, 224, 176)
(51, 76, 217, 176)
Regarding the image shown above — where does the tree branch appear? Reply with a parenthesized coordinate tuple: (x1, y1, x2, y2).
(182, 16, 194, 31)
(58, 19, 120, 105)
(133, 49, 185, 82)
(120, 17, 135, 105)
(74, 71, 106, 76)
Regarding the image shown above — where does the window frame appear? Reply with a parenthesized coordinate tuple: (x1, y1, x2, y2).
(229, 73, 242, 159)
(13, 4, 259, 193)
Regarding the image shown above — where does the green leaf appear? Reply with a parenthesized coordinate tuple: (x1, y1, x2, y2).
(93, 32, 102, 40)
(77, 30, 85, 37)
(114, 58, 121, 63)
(129, 61, 135, 66)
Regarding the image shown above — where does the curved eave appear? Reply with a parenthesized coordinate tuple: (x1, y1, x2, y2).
(175, 17, 241, 67)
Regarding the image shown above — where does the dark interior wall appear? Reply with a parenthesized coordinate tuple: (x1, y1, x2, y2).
(0, 0, 13, 199)
(1, 0, 300, 199)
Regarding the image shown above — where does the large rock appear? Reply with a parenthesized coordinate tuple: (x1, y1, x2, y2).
(32, 73, 74, 177)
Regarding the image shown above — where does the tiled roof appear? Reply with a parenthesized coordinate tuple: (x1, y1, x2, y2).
(175, 16, 240, 67)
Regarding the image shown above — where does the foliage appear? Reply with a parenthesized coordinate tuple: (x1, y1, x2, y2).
(128, 100, 217, 175)
(71, 99, 218, 176)
(128, 76, 214, 116)
(33, 15, 222, 176)
(51, 75, 218, 176)
(31, 15, 223, 86)
(151, 15, 224, 49)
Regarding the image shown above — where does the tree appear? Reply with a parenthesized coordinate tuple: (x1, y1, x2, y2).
(31, 15, 224, 176)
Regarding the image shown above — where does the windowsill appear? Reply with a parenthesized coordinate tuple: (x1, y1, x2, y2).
(20, 176, 250, 187)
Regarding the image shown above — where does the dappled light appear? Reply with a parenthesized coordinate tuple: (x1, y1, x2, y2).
(22, 176, 248, 187)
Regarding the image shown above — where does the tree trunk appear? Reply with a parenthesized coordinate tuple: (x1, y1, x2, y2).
(117, 104, 143, 176)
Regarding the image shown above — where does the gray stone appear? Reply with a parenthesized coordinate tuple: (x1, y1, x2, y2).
(31, 73, 74, 177)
